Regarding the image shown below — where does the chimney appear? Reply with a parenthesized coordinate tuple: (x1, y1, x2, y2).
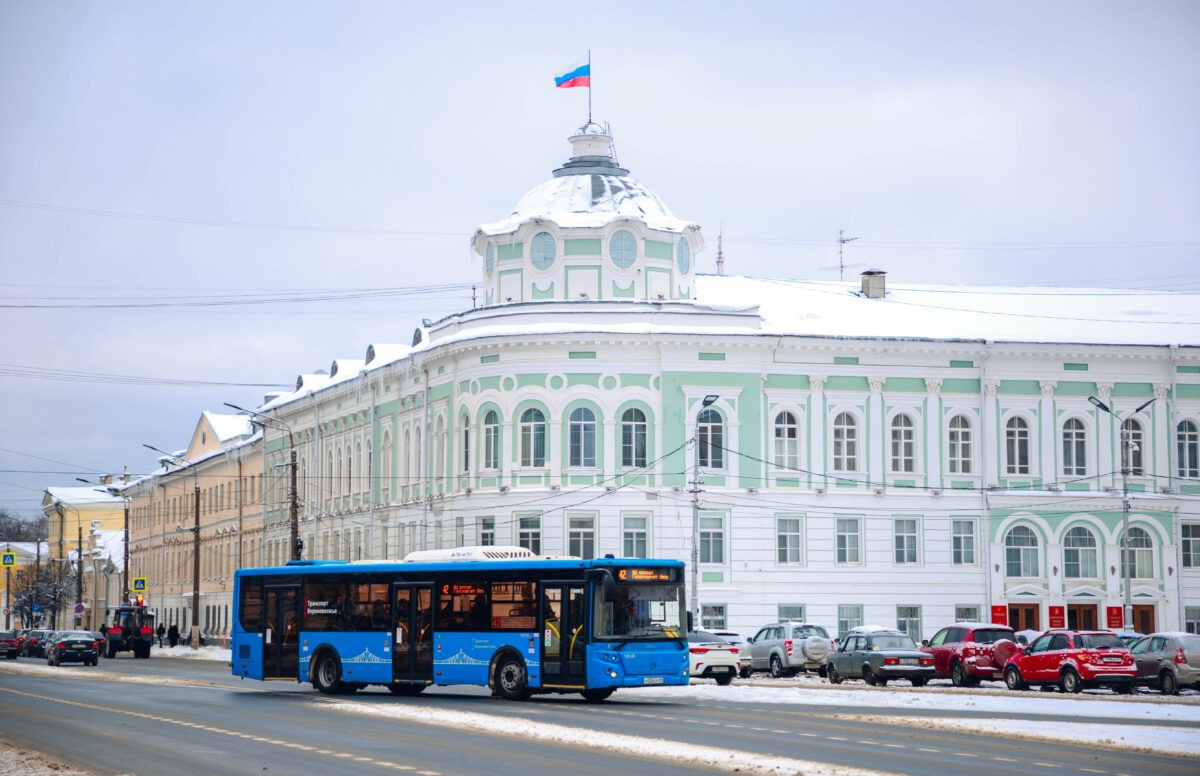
(861, 270, 886, 299)
(100, 474, 113, 485)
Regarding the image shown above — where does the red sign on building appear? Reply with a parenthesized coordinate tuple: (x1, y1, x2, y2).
(1106, 606, 1124, 629)
(990, 605, 1008, 626)
(1048, 606, 1065, 628)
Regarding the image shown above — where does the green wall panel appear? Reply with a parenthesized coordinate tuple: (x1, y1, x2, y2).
(1113, 382, 1153, 397)
(497, 243, 523, 260)
(1056, 381, 1098, 396)
(621, 374, 651, 388)
(998, 380, 1040, 395)
(566, 373, 600, 388)
(517, 374, 545, 388)
(1175, 384, 1200, 399)
(764, 374, 810, 390)
(564, 238, 601, 255)
(883, 377, 925, 392)
(826, 376, 869, 391)
(532, 283, 556, 300)
(942, 378, 981, 394)
(645, 239, 672, 259)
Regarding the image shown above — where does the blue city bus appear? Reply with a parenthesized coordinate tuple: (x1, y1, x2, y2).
(231, 547, 689, 701)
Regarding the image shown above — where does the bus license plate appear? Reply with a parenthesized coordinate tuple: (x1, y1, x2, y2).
(643, 676, 664, 685)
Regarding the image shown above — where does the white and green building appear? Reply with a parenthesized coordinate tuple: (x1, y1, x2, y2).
(249, 121, 1200, 640)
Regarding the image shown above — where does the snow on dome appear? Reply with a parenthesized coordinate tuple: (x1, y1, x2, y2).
(477, 121, 696, 237)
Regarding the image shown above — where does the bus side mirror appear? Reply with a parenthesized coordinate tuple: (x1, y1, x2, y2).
(686, 611, 694, 632)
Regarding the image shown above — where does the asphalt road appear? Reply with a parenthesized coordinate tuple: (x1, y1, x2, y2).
(0, 655, 1195, 776)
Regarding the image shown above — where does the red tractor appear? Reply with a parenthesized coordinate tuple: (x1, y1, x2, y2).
(105, 599, 155, 659)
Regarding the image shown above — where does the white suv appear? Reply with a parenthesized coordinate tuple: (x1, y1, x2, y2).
(747, 622, 832, 677)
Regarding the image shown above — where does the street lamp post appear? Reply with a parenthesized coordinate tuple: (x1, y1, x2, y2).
(1087, 395, 1155, 631)
(145, 443, 202, 650)
(224, 403, 300, 561)
(689, 394, 719, 630)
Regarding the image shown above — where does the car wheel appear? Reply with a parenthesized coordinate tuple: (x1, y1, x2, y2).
(1115, 681, 1135, 695)
(739, 665, 752, 679)
(1004, 665, 1027, 691)
(827, 664, 843, 685)
(715, 674, 733, 686)
(1060, 668, 1082, 694)
(769, 655, 784, 679)
(1160, 670, 1178, 696)
(863, 666, 878, 686)
(910, 677, 927, 687)
(950, 661, 967, 687)
(580, 688, 615, 702)
(311, 652, 343, 695)
(494, 655, 530, 701)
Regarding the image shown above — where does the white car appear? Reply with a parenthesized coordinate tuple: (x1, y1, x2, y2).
(688, 630, 739, 685)
(711, 629, 753, 678)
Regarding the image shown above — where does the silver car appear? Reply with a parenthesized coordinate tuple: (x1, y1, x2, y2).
(747, 622, 831, 677)
(1129, 631, 1200, 695)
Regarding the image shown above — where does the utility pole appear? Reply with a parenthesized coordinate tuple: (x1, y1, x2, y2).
(76, 521, 83, 626)
(191, 478, 200, 649)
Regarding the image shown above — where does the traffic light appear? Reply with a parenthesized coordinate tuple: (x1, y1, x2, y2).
(135, 595, 144, 608)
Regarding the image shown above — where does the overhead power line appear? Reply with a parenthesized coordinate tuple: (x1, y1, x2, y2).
(0, 363, 288, 388)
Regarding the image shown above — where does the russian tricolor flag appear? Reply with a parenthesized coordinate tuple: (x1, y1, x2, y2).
(554, 56, 591, 89)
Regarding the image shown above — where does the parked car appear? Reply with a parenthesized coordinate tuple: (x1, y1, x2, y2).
(921, 622, 1021, 687)
(44, 630, 100, 666)
(687, 631, 739, 686)
(1112, 630, 1145, 646)
(1129, 631, 1200, 695)
(826, 627, 934, 686)
(1014, 629, 1042, 646)
(747, 622, 831, 677)
(1003, 629, 1136, 694)
(0, 630, 20, 659)
(20, 628, 52, 658)
(710, 630, 752, 678)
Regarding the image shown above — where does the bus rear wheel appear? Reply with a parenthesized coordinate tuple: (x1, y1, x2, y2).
(388, 683, 426, 696)
(494, 655, 530, 701)
(580, 688, 614, 702)
(312, 652, 343, 695)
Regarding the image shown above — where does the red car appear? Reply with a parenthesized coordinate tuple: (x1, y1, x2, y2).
(921, 622, 1021, 687)
(0, 630, 19, 659)
(1003, 629, 1136, 694)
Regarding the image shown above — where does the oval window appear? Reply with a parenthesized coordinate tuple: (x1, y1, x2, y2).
(609, 230, 637, 268)
(485, 242, 495, 277)
(531, 231, 556, 270)
(676, 238, 691, 274)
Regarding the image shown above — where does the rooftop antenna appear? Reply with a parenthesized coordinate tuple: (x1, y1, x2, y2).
(716, 226, 725, 276)
(819, 229, 864, 281)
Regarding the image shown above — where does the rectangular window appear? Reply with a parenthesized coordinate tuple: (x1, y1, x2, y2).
(893, 518, 919, 564)
(897, 605, 922, 640)
(1183, 524, 1200, 568)
(480, 517, 495, 547)
(776, 516, 803, 564)
(1186, 607, 1200, 635)
(623, 514, 648, 558)
(836, 517, 861, 564)
(778, 604, 805, 622)
(701, 604, 726, 630)
(517, 514, 541, 555)
(952, 519, 976, 565)
(484, 422, 500, 470)
(837, 604, 863, 636)
(699, 515, 725, 564)
(955, 605, 981, 622)
(567, 514, 596, 559)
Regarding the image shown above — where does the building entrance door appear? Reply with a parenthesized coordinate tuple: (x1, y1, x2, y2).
(1067, 604, 1097, 630)
(1132, 605, 1155, 634)
(1008, 604, 1039, 632)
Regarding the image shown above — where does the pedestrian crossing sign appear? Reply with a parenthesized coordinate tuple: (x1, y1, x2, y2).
(132, 577, 148, 592)
(1, 552, 14, 567)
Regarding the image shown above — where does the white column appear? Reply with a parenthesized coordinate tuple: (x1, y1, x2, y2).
(925, 378, 943, 490)
(809, 375, 827, 488)
(1152, 384, 1171, 491)
(983, 380, 1000, 488)
(1095, 382, 1115, 489)
(868, 376, 886, 488)
(1039, 380, 1057, 486)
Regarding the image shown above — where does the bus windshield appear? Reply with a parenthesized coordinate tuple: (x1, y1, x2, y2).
(595, 570, 686, 641)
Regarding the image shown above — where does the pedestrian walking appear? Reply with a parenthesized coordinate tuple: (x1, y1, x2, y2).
(167, 623, 179, 648)
(156, 622, 166, 648)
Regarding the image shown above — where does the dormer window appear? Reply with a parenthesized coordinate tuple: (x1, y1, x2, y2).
(531, 232, 556, 270)
(609, 230, 637, 268)
(676, 238, 691, 274)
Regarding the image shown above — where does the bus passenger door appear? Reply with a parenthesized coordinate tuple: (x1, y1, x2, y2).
(541, 582, 587, 687)
(263, 585, 300, 680)
(392, 583, 434, 684)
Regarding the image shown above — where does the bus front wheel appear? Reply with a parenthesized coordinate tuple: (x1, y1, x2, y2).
(494, 655, 531, 701)
(580, 688, 614, 702)
(312, 652, 343, 695)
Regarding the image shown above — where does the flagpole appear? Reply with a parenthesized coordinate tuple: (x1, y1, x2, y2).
(587, 49, 592, 124)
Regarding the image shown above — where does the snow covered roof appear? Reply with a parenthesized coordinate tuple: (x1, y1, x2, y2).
(701, 275, 1200, 346)
(201, 411, 254, 443)
(43, 487, 124, 505)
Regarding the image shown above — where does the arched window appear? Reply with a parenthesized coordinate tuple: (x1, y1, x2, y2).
(621, 407, 647, 468)
(519, 408, 547, 467)
(832, 412, 858, 472)
(483, 410, 500, 471)
(568, 407, 597, 468)
(1063, 526, 1098, 578)
(1178, 420, 1199, 478)
(531, 231, 556, 270)
(1062, 418, 1087, 477)
(675, 239, 691, 274)
(1005, 526, 1039, 577)
(890, 414, 915, 473)
(609, 230, 637, 268)
(697, 408, 724, 469)
(1005, 416, 1031, 475)
(461, 414, 471, 473)
(1121, 418, 1144, 476)
(1122, 526, 1154, 579)
(948, 415, 972, 474)
(773, 411, 799, 470)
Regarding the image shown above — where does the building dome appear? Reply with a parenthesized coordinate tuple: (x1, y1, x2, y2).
(473, 122, 703, 306)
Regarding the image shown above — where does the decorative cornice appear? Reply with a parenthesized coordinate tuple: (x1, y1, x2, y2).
(984, 380, 1000, 397)
(1040, 379, 1057, 397)
(1095, 382, 1113, 401)
(925, 377, 942, 394)
(809, 375, 827, 393)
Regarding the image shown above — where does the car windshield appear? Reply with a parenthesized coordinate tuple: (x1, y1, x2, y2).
(871, 635, 917, 650)
(1077, 634, 1125, 650)
(973, 629, 1015, 644)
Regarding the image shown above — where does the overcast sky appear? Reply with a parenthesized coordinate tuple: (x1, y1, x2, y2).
(2, 1, 1198, 518)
